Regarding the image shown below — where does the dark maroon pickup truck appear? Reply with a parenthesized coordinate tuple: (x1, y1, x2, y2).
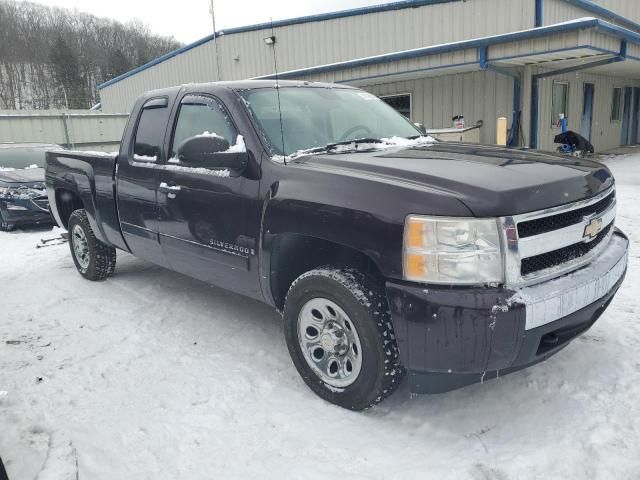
(45, 80, 628, 410)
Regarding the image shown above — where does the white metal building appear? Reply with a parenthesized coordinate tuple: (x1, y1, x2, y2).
(98, 0, 640, 152)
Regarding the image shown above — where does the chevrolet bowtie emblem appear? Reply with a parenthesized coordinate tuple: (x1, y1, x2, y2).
(583, 217, 603, 241)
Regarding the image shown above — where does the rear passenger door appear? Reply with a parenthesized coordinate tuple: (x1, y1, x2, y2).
(157, 93, 262, 298)
(117, 97, 170, 265)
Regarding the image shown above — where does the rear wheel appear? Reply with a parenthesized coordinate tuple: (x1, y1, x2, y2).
(68, 209, 116, 281)
(283, 267, 405, 410)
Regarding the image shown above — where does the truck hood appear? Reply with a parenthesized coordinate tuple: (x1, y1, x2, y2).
(291, 143, 613, 217)
(0, 167, 45, 188)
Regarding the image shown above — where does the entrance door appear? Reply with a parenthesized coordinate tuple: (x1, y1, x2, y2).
(157, 92, 262, 298)
(621, 87, 633, 145)
(632, 87, 640, 144)
(581, 83, 595, 141)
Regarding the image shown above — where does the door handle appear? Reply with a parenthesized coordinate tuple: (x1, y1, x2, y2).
(159, 182, 182, 193)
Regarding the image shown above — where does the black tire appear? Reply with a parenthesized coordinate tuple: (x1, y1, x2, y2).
(0, 212, 15, 232)
(283, 267, 405, 410)
(68, 209, 116, 281)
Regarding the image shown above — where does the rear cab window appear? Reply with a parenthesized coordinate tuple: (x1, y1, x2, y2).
(133, 97, 170, 162)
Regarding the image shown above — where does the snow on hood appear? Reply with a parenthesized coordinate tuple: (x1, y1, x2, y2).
(271, 135, 436, 163)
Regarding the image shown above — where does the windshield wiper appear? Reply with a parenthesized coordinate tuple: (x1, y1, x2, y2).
(282, 138, 389, 162)
(325, 138, 384, 151)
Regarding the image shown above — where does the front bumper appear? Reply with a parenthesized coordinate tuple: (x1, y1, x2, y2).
(386, 229, 629, 394)
(0, 197, 53, 227)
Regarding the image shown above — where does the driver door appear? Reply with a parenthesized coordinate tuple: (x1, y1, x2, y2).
(157, 93, 261, 297)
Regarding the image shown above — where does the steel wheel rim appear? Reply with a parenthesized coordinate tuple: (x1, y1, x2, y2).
(72, 225, 90, 269)
(297, 298, 363, 388)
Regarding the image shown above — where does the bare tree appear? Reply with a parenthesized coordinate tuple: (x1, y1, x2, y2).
(0, 0, 182, 109)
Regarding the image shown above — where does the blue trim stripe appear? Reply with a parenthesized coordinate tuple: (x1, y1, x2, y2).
(98, 0, 461, 90)
(256, 18, 640, 80)
(561, 0, 640, 33)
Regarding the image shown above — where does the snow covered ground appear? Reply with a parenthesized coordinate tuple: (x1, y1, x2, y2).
(1, 154, 639, 480)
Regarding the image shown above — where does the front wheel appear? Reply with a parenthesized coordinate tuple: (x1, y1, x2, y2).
(68, 209, 116, 281)
(283, 267, 405, 410)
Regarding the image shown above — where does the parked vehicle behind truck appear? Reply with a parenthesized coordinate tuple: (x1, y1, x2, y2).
(45, 81, 628, 410)
(0, 143, 58, 231)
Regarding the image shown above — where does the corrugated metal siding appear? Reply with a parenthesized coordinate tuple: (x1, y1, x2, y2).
(0, 112, 128, 150)
(544, 0, 640, 29)
(532, 68, 640, 152)
(100, 0, 535, 112)
(363, 69, 514, 145)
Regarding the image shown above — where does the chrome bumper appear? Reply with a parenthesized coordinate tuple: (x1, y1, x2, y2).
(513, 231, 628, 330)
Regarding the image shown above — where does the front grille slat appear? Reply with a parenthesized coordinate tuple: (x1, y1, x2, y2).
(518, 191, 615, 238)
(521, 224, 612, 277)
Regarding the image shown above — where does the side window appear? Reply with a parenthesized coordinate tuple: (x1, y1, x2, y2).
(380, 94, 411, 119)
(133, 99, 170, 161)
(611, 87, 623, 122)
(170, 95, 239, 159)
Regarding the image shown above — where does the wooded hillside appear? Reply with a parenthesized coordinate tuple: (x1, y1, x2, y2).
(0, 0, 182, 110)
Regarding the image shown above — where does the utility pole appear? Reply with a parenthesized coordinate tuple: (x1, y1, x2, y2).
(209, 0, 222, 81)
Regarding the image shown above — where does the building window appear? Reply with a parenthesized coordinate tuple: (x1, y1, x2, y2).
(611, 87, 623, 122)
(551, 81, 569, 128)
(380, 93, 411, 119)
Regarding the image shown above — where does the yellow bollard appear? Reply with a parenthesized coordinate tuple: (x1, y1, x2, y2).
(496, 117, 508, 146)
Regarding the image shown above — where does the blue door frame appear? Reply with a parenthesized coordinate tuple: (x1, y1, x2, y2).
(632, 87, 640, 144)
(621, 87, 633, 145)
(581, 83, 594, 141)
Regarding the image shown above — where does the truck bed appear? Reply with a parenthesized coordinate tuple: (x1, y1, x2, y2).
(45, 149, 127, 251)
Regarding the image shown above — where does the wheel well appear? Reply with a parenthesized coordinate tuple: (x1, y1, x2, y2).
(269, 234, 384, 310)
(55, 189, 84, 229)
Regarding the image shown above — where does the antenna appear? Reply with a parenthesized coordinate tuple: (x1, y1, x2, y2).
(268, 18, 287, 165)
(210, 0, 222, 81)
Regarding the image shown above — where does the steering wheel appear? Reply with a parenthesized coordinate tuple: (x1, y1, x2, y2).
(338, 125, 373, 143)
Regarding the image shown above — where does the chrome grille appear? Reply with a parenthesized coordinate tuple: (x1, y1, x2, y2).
(501, 186, 617, 288)
(520, 223, 613, 276)
(517, 191, 615, 238)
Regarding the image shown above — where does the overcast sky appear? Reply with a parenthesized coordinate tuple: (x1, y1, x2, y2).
(19, 0, 383, 43)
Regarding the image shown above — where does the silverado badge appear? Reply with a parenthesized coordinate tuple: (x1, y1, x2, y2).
(583, 216, 603, 241)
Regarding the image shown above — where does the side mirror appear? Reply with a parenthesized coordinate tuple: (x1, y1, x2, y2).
(176, 134, 248, 175)
(414, 122, 427, 134)
(178, 134, 230, 163)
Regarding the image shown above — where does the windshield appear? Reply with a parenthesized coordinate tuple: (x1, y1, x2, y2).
(239, 87, 421, 156)
(0, 146, 49, 169)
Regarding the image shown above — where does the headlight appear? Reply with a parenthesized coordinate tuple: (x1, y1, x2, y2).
(403, 215, 504, 284)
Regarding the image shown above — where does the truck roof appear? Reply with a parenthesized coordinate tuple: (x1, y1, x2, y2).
(139, 80, 355, 100)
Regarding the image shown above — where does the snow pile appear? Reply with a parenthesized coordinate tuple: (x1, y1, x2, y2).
(272, 135, 436, 163)
(133, 154, 157, 162)
(226, 135, 246, 153)
(72, 151, 118, 157)
(0, 153, 639, 479)
(195, 131, 225, 140)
